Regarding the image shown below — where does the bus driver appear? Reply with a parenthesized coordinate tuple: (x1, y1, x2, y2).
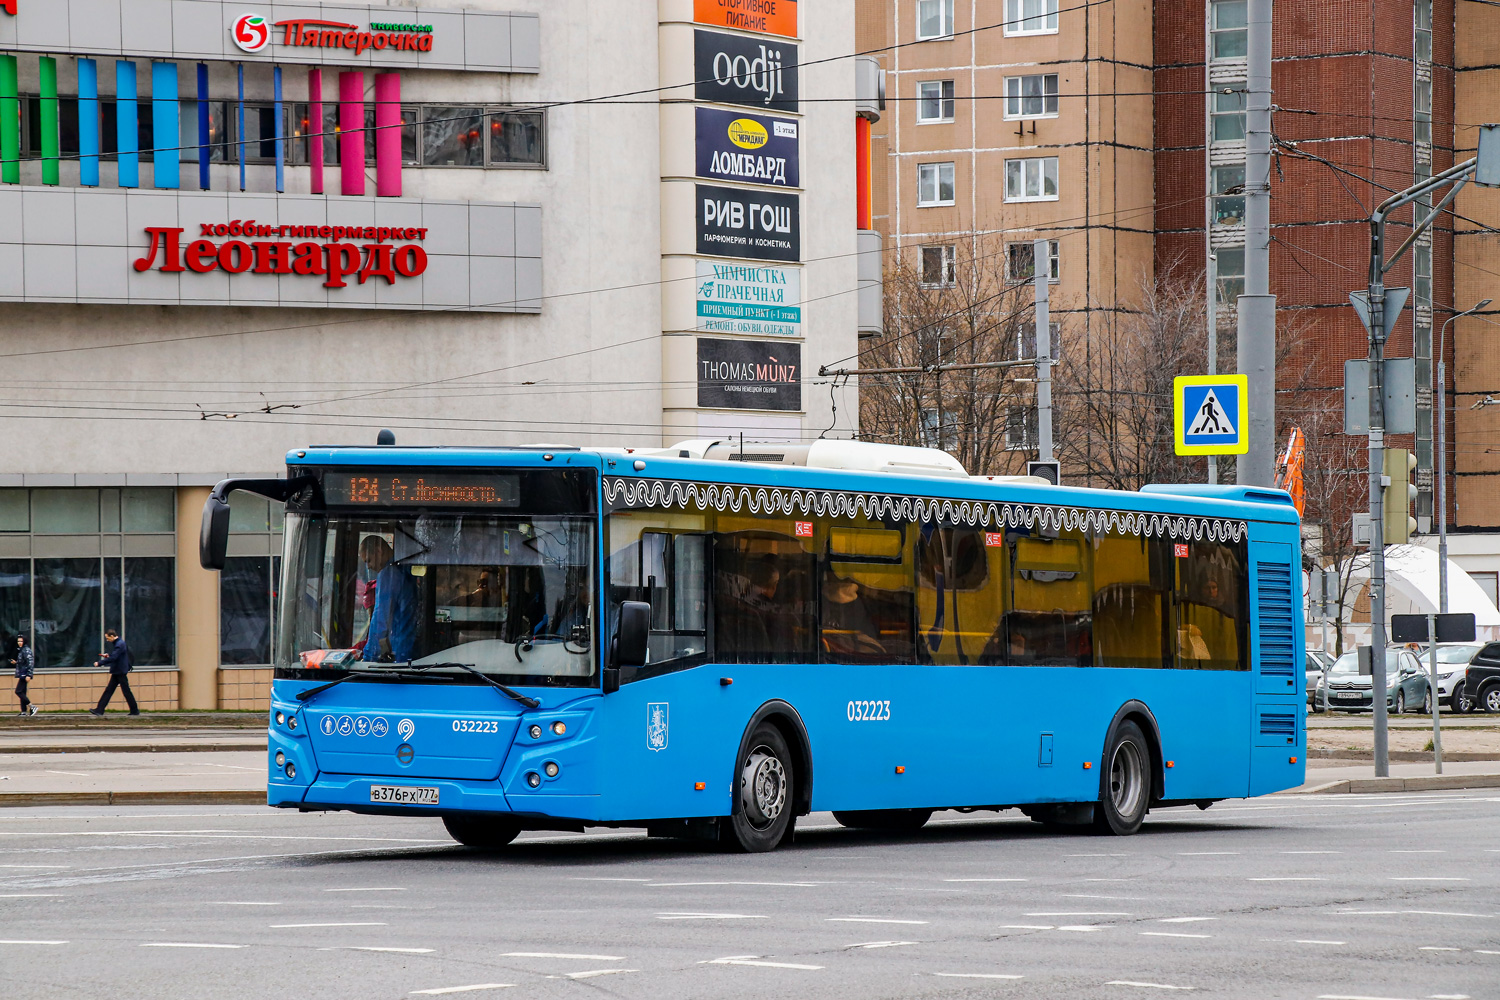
(360, 535, 420, 663)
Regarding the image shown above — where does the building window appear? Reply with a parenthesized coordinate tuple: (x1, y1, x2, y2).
(1211, 84, 1247, 143)
(1471, 571, 1499, 609)
(1004, 156, 1058, 202)
(917, 80, 956, 123)
(1005, 406, 1038, 450)
(1215, 246, 1245, 310)
(290, 105, 543, 169)
(1020, 321, 1063, 360)
(1415, 243, 1432, 309)
(1415, 0, 1433, 62)
(1005, 0, 1059, 35)
(1210, 0, 1248, 59)
(1211, 165, 1246, 227)
(917, 0, 955, 39)
(1004, 74, 1059, 119)
(917, 161, 956, 206)
(920, 245, 957, 287)
(920, 408, 958, 450)
(1414, 78, 1432, 146)
(1007, 240, 1060, 282)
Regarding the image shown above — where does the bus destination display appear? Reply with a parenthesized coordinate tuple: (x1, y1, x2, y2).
(323, 473, 520, 507)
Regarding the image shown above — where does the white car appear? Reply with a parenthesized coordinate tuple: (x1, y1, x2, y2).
(1419, 643, 1483, 710)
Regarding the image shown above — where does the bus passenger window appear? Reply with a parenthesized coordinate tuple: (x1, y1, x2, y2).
(990, 529, 1093, 667)
(821, 523, 915, 665)
(1092, 535, 1168, 669)
(713, 528, 816, 664)
(916, 526, 998, 666)
(1172, 540, 1247, 670)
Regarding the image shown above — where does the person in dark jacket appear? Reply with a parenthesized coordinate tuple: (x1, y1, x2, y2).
(10, 634, 35, 716)
(88, 629, 139, 716)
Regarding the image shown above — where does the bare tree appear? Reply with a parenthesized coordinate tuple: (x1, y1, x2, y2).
(859, 238, 1035, 475)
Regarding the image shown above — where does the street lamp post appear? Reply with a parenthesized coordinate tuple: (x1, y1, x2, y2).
(1436, 298, 1492, 613)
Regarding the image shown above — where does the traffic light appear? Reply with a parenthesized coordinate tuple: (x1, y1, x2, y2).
(1382, 448, 1418, 544)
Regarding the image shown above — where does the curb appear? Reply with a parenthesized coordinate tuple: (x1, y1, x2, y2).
(0, 743, 265, 755)
(1280, 773, 1500, 795)
(1310, 750, 1500, 763)
(0, 790, 267, 808)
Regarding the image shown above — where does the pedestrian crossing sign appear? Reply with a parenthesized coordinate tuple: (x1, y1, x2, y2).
(1174, 374, 1250, 455)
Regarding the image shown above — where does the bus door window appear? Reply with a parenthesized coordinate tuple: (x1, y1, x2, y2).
(821, 523, 915, 665)
(994, 528, 1093, 666)
(606, 513, 709, 674)
(712, 520, 816, 664)
(916, 525, 995, 665)
(1091, 534, 1169, 668)
(1171, 539, 1247, 670)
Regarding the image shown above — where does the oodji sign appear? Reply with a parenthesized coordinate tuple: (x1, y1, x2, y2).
(696, 107, 799, 188)
(693, 29, 798, 112)
(697, 183, 799, 263)
(697, 338, 802, 411)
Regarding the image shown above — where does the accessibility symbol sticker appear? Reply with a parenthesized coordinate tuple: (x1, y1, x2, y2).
(1174, 374, 1250, 456)
(320, 714, 335, 736)
(354, 716, 371, 737)
(337, 715, 354, 736)
(371, 717, 389, 738)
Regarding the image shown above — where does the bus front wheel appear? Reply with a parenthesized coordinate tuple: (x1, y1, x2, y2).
(832, 809, 933, 832)
(723, 724, 795, 853)
(442, 814, 521, 850)
(1093, 719, 1151, 836)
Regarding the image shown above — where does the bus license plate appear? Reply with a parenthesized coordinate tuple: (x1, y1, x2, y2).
(369, 785, 439, 805)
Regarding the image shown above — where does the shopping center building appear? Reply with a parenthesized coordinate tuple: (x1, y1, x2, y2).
(0, 0, 872, 709)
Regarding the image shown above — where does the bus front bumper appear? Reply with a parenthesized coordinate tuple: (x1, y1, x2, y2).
(272, 773, 515, 815)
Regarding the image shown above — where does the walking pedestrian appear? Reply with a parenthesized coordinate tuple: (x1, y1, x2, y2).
(10, 634, 35, 716)
(88, 629, 138, 717)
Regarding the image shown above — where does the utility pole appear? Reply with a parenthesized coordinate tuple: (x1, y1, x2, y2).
(1357, 127, 1500, 778)
(1236, 0, 1276, 487)
(1034, 238, 1053, 464)
(1207, 252, 1218, 485)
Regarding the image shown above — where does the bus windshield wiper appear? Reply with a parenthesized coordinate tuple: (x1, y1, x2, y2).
(412, 662, 541, 709)
(296, 667, 456, 702)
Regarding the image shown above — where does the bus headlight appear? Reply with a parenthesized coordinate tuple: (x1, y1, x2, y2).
(526, 772, 541, 788)
(287, 714, 297, 730)
(285, 762, 297, 779)
(544, 761, 559, 778)
(275, 711, 285, 726)
(275, 751, 286, 767)
(529, 725, 542, 739)
(551, 721, 567, 736)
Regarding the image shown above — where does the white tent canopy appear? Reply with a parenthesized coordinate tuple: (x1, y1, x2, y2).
(1340, 544, 1500, 633)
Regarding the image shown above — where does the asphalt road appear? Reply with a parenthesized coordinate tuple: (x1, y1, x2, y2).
(1, 794, 1496, 1000)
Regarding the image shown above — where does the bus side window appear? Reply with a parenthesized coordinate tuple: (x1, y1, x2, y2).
(917, 526, 1000, 666)
(992, 528, 1093, 667)
(606, 515, 709, 675)
(1092, 534, 1168, 669)
(713, 526, 817, 664)
(1171, 539, 1247, 670)
(821, 523, 915, 665)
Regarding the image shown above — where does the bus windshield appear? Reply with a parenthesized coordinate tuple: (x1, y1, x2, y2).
(278, 512, 595, 686)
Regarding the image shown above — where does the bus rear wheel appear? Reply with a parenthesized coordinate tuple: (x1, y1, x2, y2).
(1093, 719, 1150, 836)
(832, 809, 933, 832)
(723, 724, 795, 853)
(442, 814, 521, 850)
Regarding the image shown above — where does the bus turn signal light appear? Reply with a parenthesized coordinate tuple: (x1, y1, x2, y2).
(894, 765, 905, 774)
(694, 782, 705, 790)
(1083, 761, 1093, 769)
(1166, 761, 1175, 768)
(1289, 756, 1298, 764)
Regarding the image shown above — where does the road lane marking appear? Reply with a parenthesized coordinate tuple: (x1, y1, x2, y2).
(1139, 932, 1212, 939)
(0, 864, 70, 868)
(656, 913, 765, 920)
(324, 887, 406, 892)
(1000, 925, 1055, 930)
(1026, 912, 1130, 917)
(702, 956, 823, 970)
(349, 947, 435, 954)
(1389, 877, 1470, 882)
(1176, 852, 1239, 856)
(1282, 851, 1341, 854)
(1062, 895, 1141, 900)
(570, 878, 652, 882)
(0, 893, 63, 898)
(826, 918, 929, 925)
(560, 970, 638, 980)
(1389, 850, 1445, 854)
(1419, 947, 1461, 951)
(1248, 877, 1325, 881)
(0, 940, 68, 945)
(1158, 918, 1217, 923)
(211, 901, 279, 906)
(410, 986, 514, 995)
(1338, 911, 1491, 918)
(1476, 950, 1500, 955)
(1057, 925, 1110, 932)
(1294, 940, 1346, 945)
(1316, 995, 1421, 999)
(934, 973, 1024, 979)
(648, 881, 824, 887)
(140, 942, 246, 949)
(1106, 981, 1194, 990)
(501, 953, 624, 961)
(1068, 854, 1129, 858)
(44, 771, 89, 777)
(1428, 994, 1470, 999)
(270, 922, 386, 928)
(845, 941, 917, 949)
(944, 878, 1027, 882)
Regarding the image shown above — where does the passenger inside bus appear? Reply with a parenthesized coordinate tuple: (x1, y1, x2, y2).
(821, 572, 885, 657)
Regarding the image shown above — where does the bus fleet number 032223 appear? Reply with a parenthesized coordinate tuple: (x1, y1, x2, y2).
(847, 700, 891, 722)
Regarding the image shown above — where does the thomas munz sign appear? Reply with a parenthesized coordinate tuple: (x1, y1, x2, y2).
(698, 338, 801, 411)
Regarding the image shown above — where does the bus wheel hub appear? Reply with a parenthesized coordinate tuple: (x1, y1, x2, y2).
(742, 748, 786, 827)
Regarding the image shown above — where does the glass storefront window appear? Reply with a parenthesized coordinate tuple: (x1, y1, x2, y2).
(221, 556, 273, 665)
(34, 558, 102, 669)
(423, 107, 485, 166)
(489, 112, 544, 165)
(122, 489, 173, 533)
(0, 560, 30, 647)
(0, 491, 28, 532)
(124, 558, 175, 666)
(32, 490, 98, 533)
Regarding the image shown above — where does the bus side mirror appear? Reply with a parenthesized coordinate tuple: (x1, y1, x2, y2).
(200, 494, 231, 571)
(616, 601, 651, 668)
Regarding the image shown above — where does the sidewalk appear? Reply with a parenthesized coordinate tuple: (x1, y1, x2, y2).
(0, 749, 266, 806)
(1284, 758, 1500, 795)
(0, 728, 266, 754)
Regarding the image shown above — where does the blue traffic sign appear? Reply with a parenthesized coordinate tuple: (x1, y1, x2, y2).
(1174, 374, 1250, 455)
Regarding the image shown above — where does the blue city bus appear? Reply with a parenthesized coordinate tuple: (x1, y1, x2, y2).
(199, 439, 1305, 852)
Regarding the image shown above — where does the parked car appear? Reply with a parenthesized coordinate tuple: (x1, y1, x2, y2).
(1459, 641, 1500, 714)
(1315, 648, 1424, 712)
(1305, 650, 1332, 708)
(1416, 643, 1484, 711)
